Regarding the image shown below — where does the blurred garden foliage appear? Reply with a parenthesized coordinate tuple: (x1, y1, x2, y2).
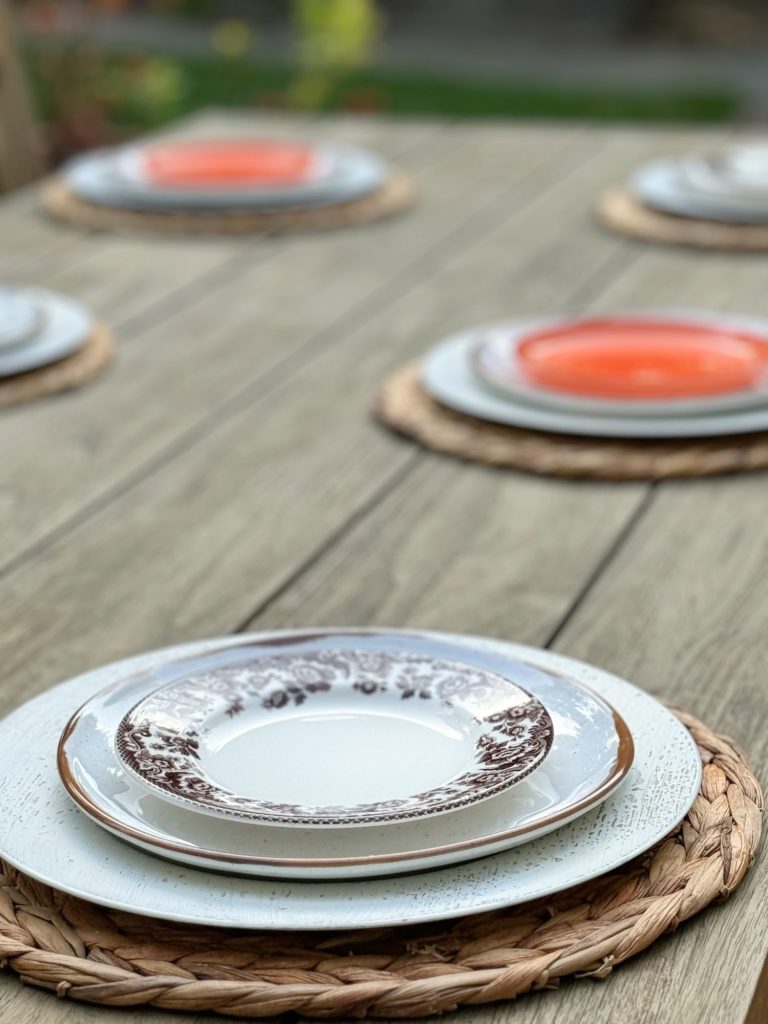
(21, 0, 384, 159)
(17, 0, 739, 163)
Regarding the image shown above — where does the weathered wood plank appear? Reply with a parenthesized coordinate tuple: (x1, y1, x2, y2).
(255, 455, 645, 640)
(6, 121, 725, 584)
(0, 122, 761, 1024)
(0, 120, 584, 571)
(0, 129, 657, 705)
(522, 473, 768, 1024)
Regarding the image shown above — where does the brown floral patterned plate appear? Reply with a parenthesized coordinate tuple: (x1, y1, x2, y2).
(114, 645, 553, 827)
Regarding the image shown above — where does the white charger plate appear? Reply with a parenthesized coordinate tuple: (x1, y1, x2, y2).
(0, 630, 699, 930)
(63, 142, 388, 212)
(471, 311, 768, 419)
(424, 330, 768, 439)
(0, 289, 92, 378)
(631, 158, 768, 224)
(59, 632, 629, 876)
(0, 286, 44, 351)
(113, 644, 554, 827)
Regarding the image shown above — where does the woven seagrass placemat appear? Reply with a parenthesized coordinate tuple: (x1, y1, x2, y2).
(0, 326, 114, 410)
(40, 173, 412, 236)
(0, 707, 760, 1018)
(596, 187, 768, 251)
(376, 363, 768, 480)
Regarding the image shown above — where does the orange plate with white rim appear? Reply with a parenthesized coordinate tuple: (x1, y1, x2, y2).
(471, 312, 768, 418)
(139, 141, 318, 188)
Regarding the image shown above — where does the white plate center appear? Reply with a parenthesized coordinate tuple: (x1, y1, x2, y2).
(200, 708, 473, 805)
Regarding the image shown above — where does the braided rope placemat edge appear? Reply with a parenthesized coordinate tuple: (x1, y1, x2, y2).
(0, 706, 761, 1018)
(0, 325, 115, 410)
(375, 363, 768, 481)
(595, 187, 768, 251)
(40, 173, 413, 237)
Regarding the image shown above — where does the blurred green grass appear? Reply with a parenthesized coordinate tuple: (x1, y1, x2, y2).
(25, 44, 740, 142)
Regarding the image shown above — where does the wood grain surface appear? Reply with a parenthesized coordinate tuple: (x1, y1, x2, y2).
(0, 112, 764, 1024)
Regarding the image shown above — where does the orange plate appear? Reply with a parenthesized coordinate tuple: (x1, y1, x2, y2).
(141, 142, 316, 188)
(517, 317, 768, 399)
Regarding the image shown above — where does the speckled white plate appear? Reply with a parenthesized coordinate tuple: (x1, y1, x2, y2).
(58, 634, 628, 875)
(424, 329, 768, 439)
(63, 141, 388, 212)
(0, 288, 91, 378)
(0, 630, 700, 930)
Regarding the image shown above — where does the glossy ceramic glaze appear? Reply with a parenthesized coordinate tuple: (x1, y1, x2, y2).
(0, 289, 91, 378)
(426, 325, 768, 439)
(472, 313, 768, 417)
(0, 286, 44, 351)
(0, 630, 698, 929)
(114, 644, 553, 826)
(63, 140, 387, 212)
(59, 633, 629, 877)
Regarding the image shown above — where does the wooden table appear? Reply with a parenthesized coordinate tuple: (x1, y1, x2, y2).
(0, 112, 766, 1024)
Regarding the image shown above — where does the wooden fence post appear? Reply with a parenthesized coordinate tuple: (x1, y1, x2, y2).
(0, 0, 45, 191)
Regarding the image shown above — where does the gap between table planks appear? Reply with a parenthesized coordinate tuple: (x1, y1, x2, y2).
(1, 119, 765, 1024)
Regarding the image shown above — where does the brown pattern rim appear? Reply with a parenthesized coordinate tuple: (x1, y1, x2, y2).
(57, 668, 634, 872)
(114, 650, 554, 827)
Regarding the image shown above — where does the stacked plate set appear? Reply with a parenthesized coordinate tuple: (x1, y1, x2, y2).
(55, 138, 393, 213)
(0, 629, 701, 931)
(0, 284, 94, 379)
(629, 144, 768, 225)
(422, 309, 768, 440)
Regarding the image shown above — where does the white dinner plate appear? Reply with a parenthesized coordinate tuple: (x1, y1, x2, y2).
(0, 289, 92, 378)
(631, 158, 768, 224)
(113, 643, 554, 827)
(0, 630, 700, 929)
(471, 311, 768, 419)
(423, 330, 768, 439)
(0, 286, 44, 350)
(682, 147, 768, 200)
(63, 141, 388, 212)
(59, 632, 629, 876)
